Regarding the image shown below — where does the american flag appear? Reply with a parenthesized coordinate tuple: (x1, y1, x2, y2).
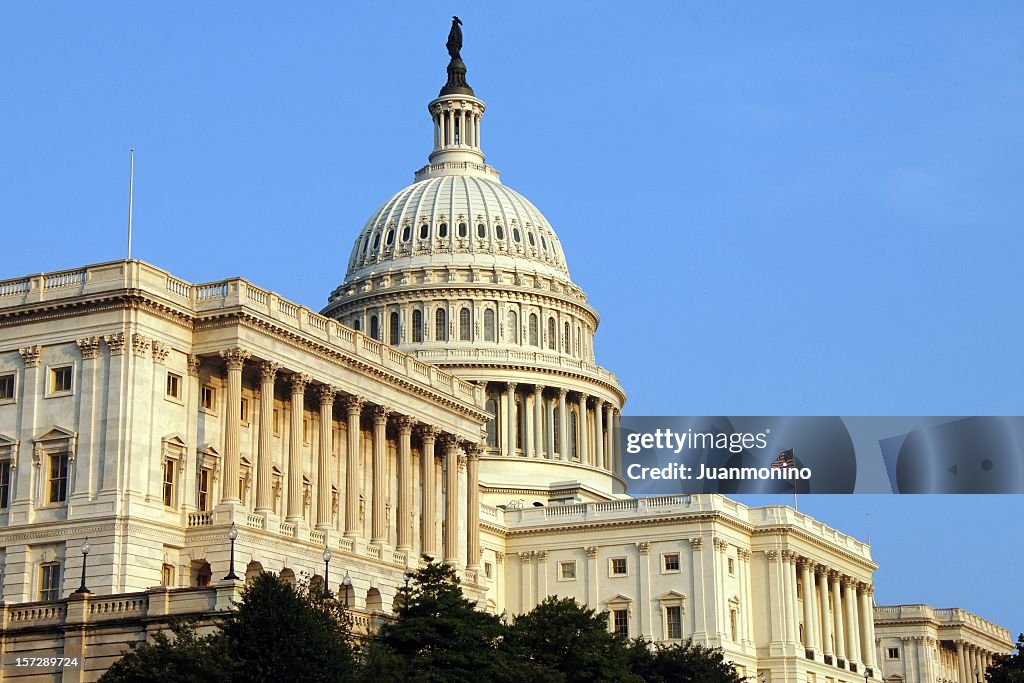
(770, 448, 795, 469)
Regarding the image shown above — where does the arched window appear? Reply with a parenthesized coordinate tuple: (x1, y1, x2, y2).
(570, 411, 579, 460)
(514, 397, 522, 450)
(528, 231, 536, 246)
(401, 225, 411, 241)
(369, 314, 379, 341)
(389, 311, 400, 345)
(435, 308, 447, 342)
(485, 394, 499, 447)
(385, 229, 395, 246)
(412, 310, 423, 343)
(495, 224, 505, 240)
(459, 307, 471, 341)
(419, 223, 429, 239)
(564, 321, 570, 353)
(477, 223, 487, 239)
(458, 222, 467, 238)
(484, 309, 495, 341)
(528, 313, 539, 346)
(353, 318, 361, 332)
(372, 232, 381, 250)
(541, 235, 548, 251)
(512, 227, 521, 242)
(553, 406, 561, 455)
(507, 310, 519, 344)
(547, 317, 556, 350)
(439, 222, 448, 238)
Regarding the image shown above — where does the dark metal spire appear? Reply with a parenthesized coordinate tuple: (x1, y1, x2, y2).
(440, 16, 474, 96)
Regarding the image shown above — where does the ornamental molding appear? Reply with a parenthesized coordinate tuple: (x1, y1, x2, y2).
(131, 333, 151, 358)
(151, 340, 170, 364)
(19, 345, 42, 368)
(187, 353, 202, 376)
(220, 347, 250, 370)
(259, 360, 281, 383)
(105, 333, 127, 356)
(76, 336, 101, 360)
(287, 373, 312, 395)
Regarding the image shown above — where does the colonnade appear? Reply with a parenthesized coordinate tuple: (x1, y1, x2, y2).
(214, 347, 482, 570)
(488, 381, 621, 472)
(954, 639, 997, 683)
(432, 99, 482, 151)
(769, 550, 877, 674)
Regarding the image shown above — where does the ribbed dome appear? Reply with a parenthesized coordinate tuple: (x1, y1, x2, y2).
(344, 173, 571, 284)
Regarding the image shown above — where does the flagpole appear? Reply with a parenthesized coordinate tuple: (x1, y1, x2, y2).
(127, 148, 135, 260)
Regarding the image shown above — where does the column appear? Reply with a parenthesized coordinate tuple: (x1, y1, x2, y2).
(72, 338, 100, 500)
(578, 393, 589, 464)
(789, 553, 801, 644)
(465, 442, 481, 570)
(316, 385, 337, 530)
(505, 383, 517, 456)
(371, 405, 390, 545)
(969, 646, 978, 682)
(342, 396, 364, 538)
(546, 394, 555, 459)
(220, 348, 250, 504)
(819, 566, 834, 659)
(957, 640, 967, 683)
(533, 385, 543, 458)
(831, 572, 846, 662)
(691, 539, 707, 640)
(396, 416, 415, 552)
(859, 585, 877, 670)
(613, 408, 623, 473)
(558, 388, 569, 460)
(285, 373, 310, 522)
(767, 550, 784, 645)
(255, 362, 279, 514)
(442, 435, 460, 566)
(603, 403, 614, 470)
(594, 398, 605, 469)
(419, 425, 440, 556)
(844, 578, 861, 665)
(800, 559, 817, 653)
(780, 551, 795, 644)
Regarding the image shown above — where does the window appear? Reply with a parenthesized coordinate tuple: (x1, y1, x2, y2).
(273, 409, 281, 435)
(0, 372, 15, 401)
(507, 310, 519, 344)
(484, 562, 493, 579)
(162, 459, 176, 507)
(390, 311, 400, 345)
(610, 557, 627, 576)
(495, 224, 505, 240)
(51, 365, 73, 393)
(547, 318, 556, 350)
(663, 553, 680, 572)
(201, 385, 216, 412)
(570, 411, 579, 460)
(370, 314, 380, 341)
(353, 318, 361, 332)
(728, 558, 735, 575)
(612, 609, 628, 636)
(401, 225, 411, 241)
(161, 563, 175, 587)
(564, 321, 571, 353)
(512, 227, 521, 242)
(166, 372, 182, 400)
(484, 309, 495, 341)
(559, 561, 577, 580)
(419, 223, 429, 239)
(477, 223, 487, 238)
(541, 235, 548, 250)
(527, 231, 536, 246)
(0, 460, 10, 508)
(198, 468, 212, 511)
(485, 396, 499, 447)
(528, 313, 539, 346)
(439, 222, 448, 238)
(553, 406, 561, 454)
(730, 609, 738, 641)
(240, 397, 249, 424)
(458, 222, 467, 238)
(385, 229, 394, 245)
(412, 310, 423, 342)
(887, 647, 900, 659)
(39, 562, 61, 601)
(435, 308, 447, 341)
(48, 452, 69, 503)
(459, 307, 471, 341)
(372, 232, 381, 250)
(666, 605, 682, 639)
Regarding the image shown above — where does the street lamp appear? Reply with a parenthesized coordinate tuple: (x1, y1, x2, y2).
(975, 665, 980, 682)
(224, 523, 239, 580)
(759, 674, 766, 683)
(322, 547, 332, 589)
(77, 539, 91, 594)
(864, 669, 870, 683)
(342, 570, 352, 609)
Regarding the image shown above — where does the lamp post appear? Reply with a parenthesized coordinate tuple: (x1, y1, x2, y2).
(975, 665, 980, 683)
(77, 539, 91, 594)
(342, 570, 352, 609)
(864, 669, 870, 683)
(322, 547, 332, 589)
(224, 523, 239, 580)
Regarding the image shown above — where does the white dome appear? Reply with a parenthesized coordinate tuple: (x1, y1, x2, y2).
(344, 173, 571, 284)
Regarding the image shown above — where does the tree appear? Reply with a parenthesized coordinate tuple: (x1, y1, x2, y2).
(99, 622, 232, 683)
(626, 638, 745, 683)
(370, 557, 508, 683)
(987, 633, 1024, 683)
(504, 596, 636, 683)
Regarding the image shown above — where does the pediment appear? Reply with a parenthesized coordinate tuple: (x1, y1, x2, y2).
(606, 593, 632, 605)
(162, 434, 187, 448)
(658, 590, 686, 601)
(35, 426, 77, 443)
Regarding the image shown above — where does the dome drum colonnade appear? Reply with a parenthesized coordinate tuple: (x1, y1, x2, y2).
(208, 346, 483, 570)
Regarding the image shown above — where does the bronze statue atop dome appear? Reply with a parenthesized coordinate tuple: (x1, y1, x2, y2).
(446, 16, 463, 61)
(440, 16, 474, 97)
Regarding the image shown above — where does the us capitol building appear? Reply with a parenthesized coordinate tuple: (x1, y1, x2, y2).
(0, 22, 1011, 683)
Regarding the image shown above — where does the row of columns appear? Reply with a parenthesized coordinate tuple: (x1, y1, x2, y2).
(433, 102, 482, 151)
(495, 382, 622, 472)
(769, 550, 877, 673)
(955, 639, 996, 683)
(217, 348, 481, 569)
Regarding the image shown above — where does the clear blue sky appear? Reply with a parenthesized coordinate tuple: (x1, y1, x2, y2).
(2, 3, 1021, 635)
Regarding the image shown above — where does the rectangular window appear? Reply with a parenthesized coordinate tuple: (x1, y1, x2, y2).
(166, 372, 182, 400)
(51, 366, 73, 393)
(730, 609, 738, 641)
(240, 397, 249, 424)
(198, 468, 211, 511)
(559, 561, 577, 580)
(666, 605, 682, 639)
(612, 609, 628, 636)
(887, 647, 900, 659)
(39, 562, 61, 601)
(48, 452, 69, 503)
(610, 557, 627, 576)
(0, 372, 15, 401)
(162, 459, 176, 507)
(161, 563, 175, 587)
(303, 418, 310, 444)
(273, 408, 280, 435)
(0, 461, 10, 508)
(201, 385, 216, 411)
(728, 557, 735, 575)
(485, 562, 493, 579)
(663, 553, 680, 572)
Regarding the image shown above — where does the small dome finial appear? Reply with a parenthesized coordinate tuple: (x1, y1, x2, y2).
(441, 16, 473, 96)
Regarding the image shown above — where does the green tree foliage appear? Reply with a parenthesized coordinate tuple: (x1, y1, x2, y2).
(98, 622, 232, 683)
(987, 634, 1024, 683)
(503, 596, 636, 682)
(626, 638, 745, 683)
(368, 557, 508, 683)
